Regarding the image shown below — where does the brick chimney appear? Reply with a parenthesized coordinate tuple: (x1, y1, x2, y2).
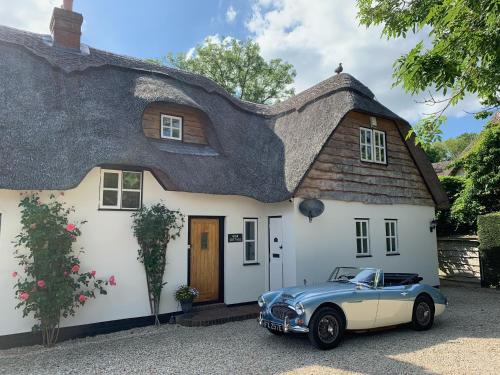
(50, 0, 83, 50)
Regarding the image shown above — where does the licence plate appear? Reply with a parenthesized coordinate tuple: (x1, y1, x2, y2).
(261, 320, 283, 332)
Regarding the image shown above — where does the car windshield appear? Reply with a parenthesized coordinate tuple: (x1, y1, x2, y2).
(328, 267, 378, 287)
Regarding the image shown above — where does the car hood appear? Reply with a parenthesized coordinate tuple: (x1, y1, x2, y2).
(274, 282, 356, 301)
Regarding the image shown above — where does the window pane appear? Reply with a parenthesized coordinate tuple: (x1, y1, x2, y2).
(122, 191, 141, 209)
(356, 238, 362, 253)
(362, 239, 368, 253)
(361, 222, 367, 236)
(391, 222, 395, 236)
(123, 172, 141, 189)
(103, 172, 119, 188)
(361, 130, 366, 143)
(245, 221, 255, 240)
(366, 131, 371, 143)
(385, 222, 390, 236)
(245, 241, 256, 261)
(201, 232, 209, 250)
(386, 238, 391, 252)
(366, 146, 372, 160)
(392, 238, 396, 252)
(171, 118, 181, 128)
(162, 127, 172, 138)
(102, 190, 118, 206)
(356, 222, 361, 237)
(171, 128, 181, 139)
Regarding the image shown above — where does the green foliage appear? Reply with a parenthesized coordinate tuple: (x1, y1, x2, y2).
(164, 37, 296, 104)
(174, 285, 199, 302)
(451, 120, 500, 224)
(357, 0, 500, 129)
(477, 213, 500, 287)
(424, 132, 478, 162)
(436, 176, 473, 235)
(131, 203, 184, 325)
(478, 213, 500, 249)
(13, 194, 111, 347)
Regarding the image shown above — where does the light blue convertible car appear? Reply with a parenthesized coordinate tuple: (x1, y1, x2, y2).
(258, 267, 447, 350)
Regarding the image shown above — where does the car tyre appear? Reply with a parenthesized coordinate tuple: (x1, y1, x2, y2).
(412, 295, 435, 331)
(308, 307, 345, 350)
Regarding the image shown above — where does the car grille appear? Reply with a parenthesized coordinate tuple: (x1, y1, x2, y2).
(271, 304, 298, 320)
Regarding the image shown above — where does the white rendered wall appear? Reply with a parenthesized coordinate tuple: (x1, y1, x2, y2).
(292, 199, 440, 286)
(0, 168, 291, 336)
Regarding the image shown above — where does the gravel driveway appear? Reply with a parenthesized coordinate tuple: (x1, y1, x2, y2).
(1, 285, 499, 375)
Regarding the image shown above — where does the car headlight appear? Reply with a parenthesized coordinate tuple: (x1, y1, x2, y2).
(294, 303, 305, 316)
(258, 296, 265, 307)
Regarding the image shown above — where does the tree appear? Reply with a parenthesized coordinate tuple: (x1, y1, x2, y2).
(437, 132, 478, 161)
(162, 37, 296, 104)
(131, 203, 184, 326)
(451, 119, 500, 226)
(357, 0, 500, 136)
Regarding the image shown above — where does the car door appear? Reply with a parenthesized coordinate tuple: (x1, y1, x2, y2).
(374, 286, 414, 327)
(341, 287, 379, 330)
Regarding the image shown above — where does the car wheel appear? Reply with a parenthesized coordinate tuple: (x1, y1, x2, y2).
(308, 307, 345, 350)
(412, 295, 435, 331)
(267, 328, 284, 336)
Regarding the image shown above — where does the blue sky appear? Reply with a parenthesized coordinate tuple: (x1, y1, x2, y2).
(1, 0, 489, 139)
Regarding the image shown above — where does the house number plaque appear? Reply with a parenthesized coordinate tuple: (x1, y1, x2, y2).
(228, 233, 243, 242)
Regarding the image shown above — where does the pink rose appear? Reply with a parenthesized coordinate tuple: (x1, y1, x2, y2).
(71, 264, 80, 273)
(11, 271, 18, 278)
(108, 275, 116, 286)
(19, 292, 29, 301)
(37, 280, 46, 288)
(90, 270, 96, 277)
(78, 294, 87, 303)
(66, 224, 76, 232)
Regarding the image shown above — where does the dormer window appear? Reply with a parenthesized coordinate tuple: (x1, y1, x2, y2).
(161, 114, 182, 140)
(360, 127, 386, 164)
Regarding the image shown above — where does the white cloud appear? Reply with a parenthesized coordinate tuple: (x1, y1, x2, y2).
(246, 0, 481, 122)
(226, 5, 237, 23)
(0, 0, 59, 34)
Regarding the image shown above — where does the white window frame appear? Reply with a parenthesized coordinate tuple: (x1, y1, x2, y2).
(161, 114, 183, 141)
(355, 219, 370, 255)
(99, 169, 142, 210)
(243, 218, 258, 264)
(360, 127, 386, 164)
(385, 219, 399, 254)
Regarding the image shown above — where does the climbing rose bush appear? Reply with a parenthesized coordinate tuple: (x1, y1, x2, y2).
(13, 193, 116, 347)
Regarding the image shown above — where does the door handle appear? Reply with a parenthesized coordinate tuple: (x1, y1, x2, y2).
(279, 245, 283, 249)
(400, 292, 408, 296)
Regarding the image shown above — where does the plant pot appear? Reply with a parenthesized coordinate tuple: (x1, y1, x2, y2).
(180, 300, 193, 313)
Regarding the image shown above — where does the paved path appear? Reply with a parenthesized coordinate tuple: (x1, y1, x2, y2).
(0, 286, 499, 374)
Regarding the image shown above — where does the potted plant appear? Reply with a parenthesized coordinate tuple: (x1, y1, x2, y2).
(175, 285, 199, 313)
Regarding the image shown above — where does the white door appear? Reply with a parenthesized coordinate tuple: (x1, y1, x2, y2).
(269, 216, 284, 290)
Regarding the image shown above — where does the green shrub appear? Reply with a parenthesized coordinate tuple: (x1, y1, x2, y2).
(477, 212, 500, 287)
(436, 176, 474, 235)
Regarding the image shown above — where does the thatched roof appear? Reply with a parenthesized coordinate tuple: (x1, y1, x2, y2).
(0, 25, 448, 207)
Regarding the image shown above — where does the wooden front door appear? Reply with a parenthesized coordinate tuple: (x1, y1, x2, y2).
(189, 217, 220, 303)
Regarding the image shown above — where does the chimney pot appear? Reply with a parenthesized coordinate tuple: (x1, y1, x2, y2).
(63, 0, 73, 11)
(50, 3, 82, 50)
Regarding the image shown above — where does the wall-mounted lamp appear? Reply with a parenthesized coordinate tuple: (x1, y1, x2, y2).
(370, 116, 378, 128)
(429, 219, 438, 232)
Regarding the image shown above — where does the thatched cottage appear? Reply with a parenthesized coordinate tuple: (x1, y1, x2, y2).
(0, 4, 447, 344)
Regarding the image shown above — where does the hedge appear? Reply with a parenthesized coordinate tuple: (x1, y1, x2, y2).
(477, 212, 500, 287)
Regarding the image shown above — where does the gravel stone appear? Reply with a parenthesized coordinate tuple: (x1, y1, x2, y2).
(0, 285, 499, 375)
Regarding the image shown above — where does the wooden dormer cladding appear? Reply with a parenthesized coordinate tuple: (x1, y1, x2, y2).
(142, 103, 209, 145)
(296, 111, 434, 206)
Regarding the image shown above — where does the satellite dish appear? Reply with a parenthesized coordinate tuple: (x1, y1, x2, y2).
(299, 199, 325, 222)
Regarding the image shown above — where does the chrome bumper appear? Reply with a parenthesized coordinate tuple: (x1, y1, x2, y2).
(258, 312, 309, 333)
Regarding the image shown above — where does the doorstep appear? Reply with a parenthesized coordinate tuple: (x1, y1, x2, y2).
(176, 303, 259, 327)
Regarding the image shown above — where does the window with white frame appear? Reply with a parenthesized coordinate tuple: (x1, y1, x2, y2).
(161, 114, 182, 140)
(355, 219, 370, 255)
(100, 169, 142, 210)
(360, 127, 386, 164)
(243, 218, 258, 263)
(385, 219, 398, 253)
